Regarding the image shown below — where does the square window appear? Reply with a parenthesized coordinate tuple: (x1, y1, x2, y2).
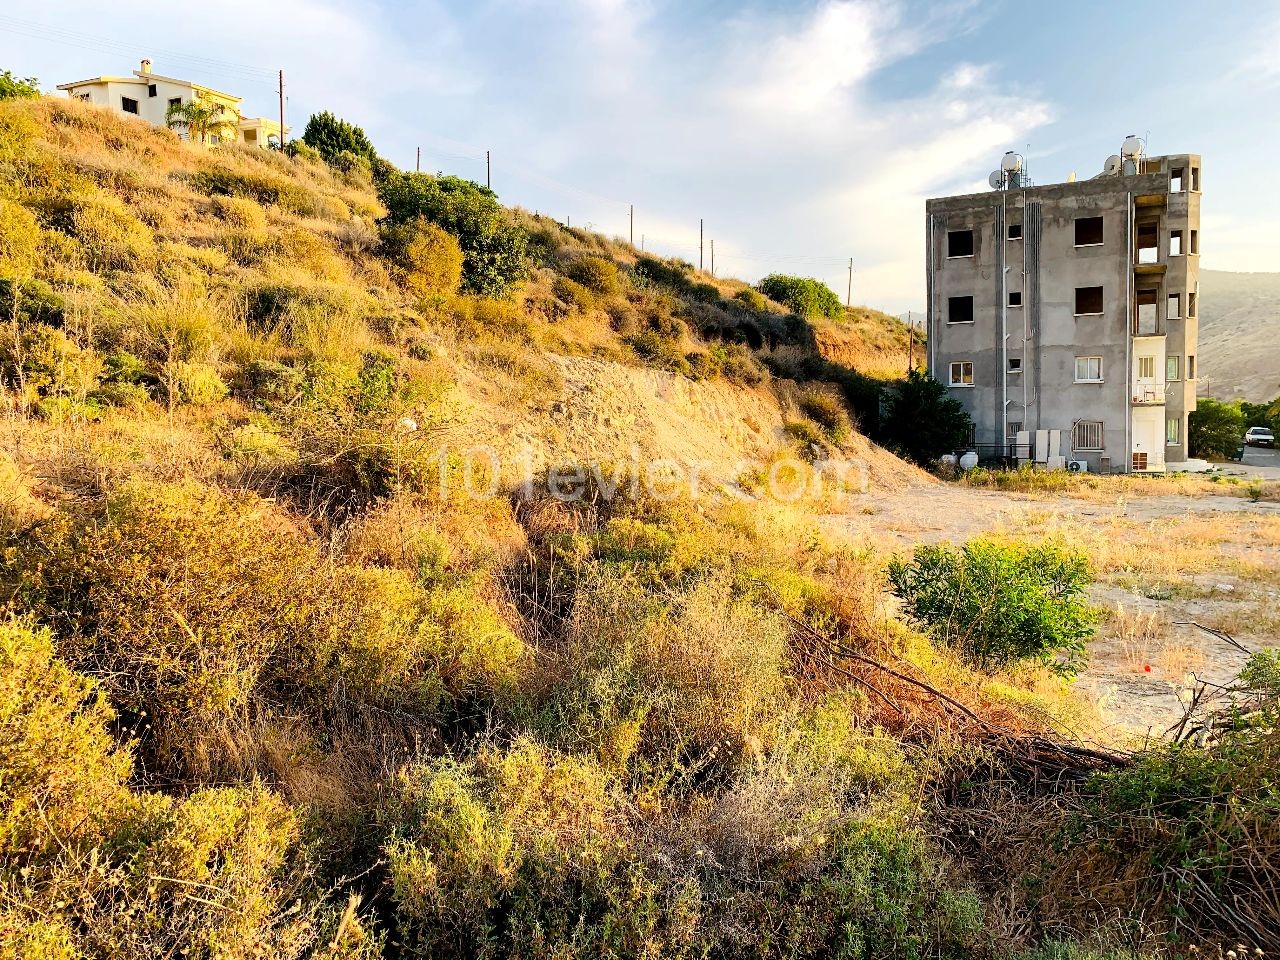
(1168, 293, 1181, 319)
(148, 83, 158, 98)
(1075, 286, 1104, 315)
(948, 295, 974, 324)
(1138, 356, 1155, 379)
(121, 96, 139, 115)
(169, 97, 182, 108)
(1007, 223, 1022, 240)
(949, 361, 974, 386)
(1008, 290, 1022, 307)
(1166, 416, 1181, 445)
(1007, 357, 1022, 372)
(1075, 216, 1104, 246)
(947, 230, 974, 258)
(1073, 420, 1104, 451)
(1169, 230, 1183, 256)
(1191, 167, 1200, 191)
(1167, 355, 1181, 381)
(1171, 167, 1185, 192)
(1007, 420, 1024, 441)
(1075, 357, 1103, 382)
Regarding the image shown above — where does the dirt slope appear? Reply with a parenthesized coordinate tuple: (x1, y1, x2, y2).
(1198, 269, 1280, 402)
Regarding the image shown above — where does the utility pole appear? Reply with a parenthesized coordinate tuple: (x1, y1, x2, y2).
(486, 150, 491, 190)
(277, 70, 286, 148)
(907, 310, 913, 373)
(629, 204, 634, 246)
(699, 219, 704, 271)
(846, 257, 853, 308)
(641, 234, 645, 252)
(710, 239, 715, 277)
(416, 146, 420, 173)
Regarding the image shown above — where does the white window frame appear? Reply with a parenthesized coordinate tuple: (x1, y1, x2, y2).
(1166, 416, 1181, 446)
(1072, 420, 1105, 452)
(949, 361, 974, 387)
(1166, 355, 1181, 382)
(1138, 356, 1155, 380)
(1074, 356, 1104, 383)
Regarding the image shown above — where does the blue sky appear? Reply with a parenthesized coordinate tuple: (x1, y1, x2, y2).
(3, 1, 1278, 311)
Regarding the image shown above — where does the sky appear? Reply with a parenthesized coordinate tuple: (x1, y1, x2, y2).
(3, 1, 1278, 313)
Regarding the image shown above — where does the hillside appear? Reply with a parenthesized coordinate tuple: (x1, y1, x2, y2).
(1198, 269, 1280, 402)
(2, 94, 1277, 960)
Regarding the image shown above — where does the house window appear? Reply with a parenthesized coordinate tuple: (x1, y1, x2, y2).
(1189, 230, 1199, 254)
(948, 296, 974, 324)
(121, 96, 139, 115)
(947, 230, 974, 258)
(1169, 230, 1183, 256)
(148, 83, 158, 98)
(1168, 293, 1181, 319)
(77, 92, 91, 101)
(1138, 356, 1155, 379)
(1007, 356, 1022, 372)
(1007, 420, 1024, 441)
(1075, 286, 1104, 315)
(1188, 290, 1197, 316)
(949, 361, 974, 386)
(1075, 357, 1103, 383)
(1167, 355, 1181, 381)
(1188, 355, 1196, 378)
(1007, 223, 1022, 240)
(1075, 216, 1104, 246)
(1072, 420, 1105, 451)
(1191, 166, 1200, 191)
(1008, 290, 1022, 307)
(1171, 167, 1185, 192)
(1132, 452, 1149, 471)
(1166, 416, 1181, 445)
(169, 97, 182, 109)
(210, 135, 221, 145)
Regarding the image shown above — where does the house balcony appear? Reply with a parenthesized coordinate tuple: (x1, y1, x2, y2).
(1131, 385, 1166, 406)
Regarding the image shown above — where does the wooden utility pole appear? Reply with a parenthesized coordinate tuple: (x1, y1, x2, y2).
(641, 234, 645, 252)
(710, 239, 715, 276)
(846, 257, 853, 308)
(486, 151, 491, 190)
(629, 204, 634, 246)
(416, 147, 421, 172)
(277, 70, 286, 147)
(907, 310, 913, 372)
(699, 219, 704, 271)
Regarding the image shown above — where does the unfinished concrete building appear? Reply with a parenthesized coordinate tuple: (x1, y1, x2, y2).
(925, 139, 1200, 473)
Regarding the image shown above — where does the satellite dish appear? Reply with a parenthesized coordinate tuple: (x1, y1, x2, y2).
(989, 170, 1004, 190)
(1103, 155, 1123, 176)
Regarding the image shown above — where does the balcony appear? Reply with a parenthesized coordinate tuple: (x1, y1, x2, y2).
(1132, 385, 1166, 406)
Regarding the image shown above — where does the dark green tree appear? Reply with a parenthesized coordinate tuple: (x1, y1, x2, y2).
(301, 111, 376, 164)
(378, 173, 528, 297)
(0, 70, 40, 101)
(1189, 397, 1246, 459)
(757, 274, 843, 319)
(880, 368, 972, 465)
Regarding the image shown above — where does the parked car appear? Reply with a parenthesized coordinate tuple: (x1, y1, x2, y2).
(1244, 426, 1275, 447)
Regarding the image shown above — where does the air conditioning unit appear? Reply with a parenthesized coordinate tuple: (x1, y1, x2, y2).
(1067, 460, 1089, 473)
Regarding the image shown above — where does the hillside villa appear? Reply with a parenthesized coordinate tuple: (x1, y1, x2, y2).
(56, 59, 285, 148)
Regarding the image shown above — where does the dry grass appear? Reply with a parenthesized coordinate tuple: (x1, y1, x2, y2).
(959, 465, 1280, 503)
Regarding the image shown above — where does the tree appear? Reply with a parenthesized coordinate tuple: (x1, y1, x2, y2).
(380, 217, 464, 297)
(757, 274, 843, 319)
(1189, 397, 1245, 459)
(378, 173, 529, 298)
(301, 111, 376, 165)
(0, 70, 40, 101)
(881, 368, 972, 465)
(165, 99, 238, 145)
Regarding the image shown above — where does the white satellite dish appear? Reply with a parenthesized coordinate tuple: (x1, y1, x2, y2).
(1103, 155, 1123, 176)
(989, 170, 1004, 190)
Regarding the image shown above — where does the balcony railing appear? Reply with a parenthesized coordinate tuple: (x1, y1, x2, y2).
(1132, 385, 1166, 405)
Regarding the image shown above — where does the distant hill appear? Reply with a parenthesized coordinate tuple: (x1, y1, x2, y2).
(1198, 270, 1280, 402)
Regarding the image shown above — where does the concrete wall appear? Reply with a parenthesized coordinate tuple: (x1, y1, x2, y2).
(926, 154, 1201, 473)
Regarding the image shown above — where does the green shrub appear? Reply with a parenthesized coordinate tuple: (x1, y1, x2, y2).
(888, 538, 1096, 676)
(565, 255, 620, 296)
(378, 173, 529, 297)
(380, 217, 464, 297)
(0, 70, 40, 101)
(784, 418, 825, 454)
(301, 110, 377, 164)
(690, 280, 721, 304)
(189, 167, 314, 214)
(799, 388, 852, 444)
(211, 193, 268, 231)
(632, 255, 693, 291)
(1189, 397, 1245, 459)
(551, 274, 594, 312)
(881, 369, 972, 465)
(67, 197, 154, 272)
(734, 287, 769, 311)
(758, 274, 843, 319)
(0, 197, 40, 271)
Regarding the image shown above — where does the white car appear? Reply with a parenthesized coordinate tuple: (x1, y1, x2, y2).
(1244, 426, 1275, 448)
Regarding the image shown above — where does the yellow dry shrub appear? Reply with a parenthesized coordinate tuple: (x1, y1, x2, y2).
(0, 619, 132, 862)
(68, 196, 155, 272)
(381, 217, 464, 298)
(0, 197, 40, 272)
(0, 909, 80, 960)
(211, 193, 268, 232)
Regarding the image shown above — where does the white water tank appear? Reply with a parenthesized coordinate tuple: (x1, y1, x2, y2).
(1121, 134, 1144, 160)
(1000, 151, 1023, 174)
(959, 451, 979, 471)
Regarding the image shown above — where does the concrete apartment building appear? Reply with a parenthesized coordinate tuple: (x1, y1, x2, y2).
(57, 60, 284, 149)
(925, 139, 1201, 473)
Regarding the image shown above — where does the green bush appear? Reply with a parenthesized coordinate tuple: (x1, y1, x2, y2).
(379, 173, 528, 297)
(734, 287, 769, 311)
(888, 538, 1096, 676)
(632, 254, 693, 292)
(690, 281, 721, 304)
(758, 274, 843, 319)
(301, 110, 377, 164)
(0, 197, 40, 271)
(881, 369, 972, 465)
(799, 388, 852, 444)
(1189, 397, 1245, 459)
(551, 275, 594, 312)
(0, 70, 40, 101)
(381, 217, 464, 297)
(565, 255, 620, 296)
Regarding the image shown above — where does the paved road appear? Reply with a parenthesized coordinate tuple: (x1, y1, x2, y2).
(1217, 444, 1280, 480)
